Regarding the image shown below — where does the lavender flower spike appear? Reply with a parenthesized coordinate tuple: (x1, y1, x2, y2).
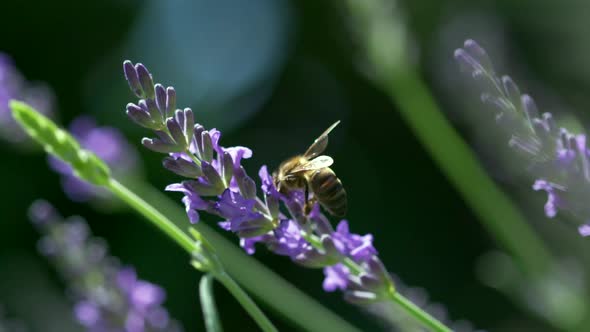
(122, 61, 396, 304)
(456, 39, 590, 237)
(29, 200, 182, 332)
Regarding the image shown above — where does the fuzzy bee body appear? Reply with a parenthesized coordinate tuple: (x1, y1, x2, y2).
(273, 121, 347, 217)
(309, 168, 347, 217)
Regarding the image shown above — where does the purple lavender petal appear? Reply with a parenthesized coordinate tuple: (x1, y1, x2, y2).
(323, 264, 350, 292)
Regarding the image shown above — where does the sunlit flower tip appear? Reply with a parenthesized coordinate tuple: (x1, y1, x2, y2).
(163, 156, 203, 178)
(135, 63, 156, 100)
(323, 264, 350, 292)
(123, 60, 143, 98)
(74, 300, 101, 327)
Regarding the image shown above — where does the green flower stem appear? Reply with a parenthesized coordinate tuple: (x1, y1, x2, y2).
(390, 292, 452, 332)
(108, 179, 194, 253)
(124, 178, 362, 332)
(215, 272, 278, 332)
(199, 274, 223, 332)
(106, 179, 278, 332)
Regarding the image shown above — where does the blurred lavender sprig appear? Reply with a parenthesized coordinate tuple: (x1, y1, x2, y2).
(122, 60, 395, 305)
(29, 200, 182, 332)
(455, 39, 590, 237)
(0, 53, 54, 144)
(49, 116, 140, 203)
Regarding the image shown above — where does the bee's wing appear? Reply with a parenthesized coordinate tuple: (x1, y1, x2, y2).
(303, 120, 341, 159)
(290, 155, 334, 173)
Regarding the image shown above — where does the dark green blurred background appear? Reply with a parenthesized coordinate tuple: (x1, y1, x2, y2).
(2, 0, 590, 331)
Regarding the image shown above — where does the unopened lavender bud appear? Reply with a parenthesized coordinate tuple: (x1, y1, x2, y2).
(201, 161, 224, 192)
(135, 63, 155, 99)
(502, 76, 521, 109)
(154, 84, 167, 117)
(138, 99, 162, 126)
(193, 124, 205, 159)
(142, 137, 183, 154)
(463, 39, 493, 71)
(453, 49, 479, 73)
(200, 131, 214, 162)
(183, 108, 195, 142)
(521, 94, 539, 125)
(163, 156, 203, 178)
(166, 117, 187, 148)
(185, 180, 222, 196)
(165, 87, 176, 115)
(126, 103, 154, 129)
(123, 60, 143, 98)
(222, 151, 234, 185)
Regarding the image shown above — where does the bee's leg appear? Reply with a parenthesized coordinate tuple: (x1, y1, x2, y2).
(303, 182, 316, 215)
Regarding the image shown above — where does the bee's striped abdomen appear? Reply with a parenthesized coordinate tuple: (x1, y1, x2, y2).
(310, 168, 347, 217)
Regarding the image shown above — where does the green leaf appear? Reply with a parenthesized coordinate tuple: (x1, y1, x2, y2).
(10, 100, 111, 186)
(199, 274, 223, 332)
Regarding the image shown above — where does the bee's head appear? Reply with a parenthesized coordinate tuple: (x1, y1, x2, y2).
(273, 170, 304, 193)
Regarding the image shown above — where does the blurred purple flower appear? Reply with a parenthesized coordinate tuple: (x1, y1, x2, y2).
(456, 39, 590, 237)
(29, 200, 182, 332)
(122, 61, 394, 303)
(49, 116, 139, 202)
(0, 53, 54, 143)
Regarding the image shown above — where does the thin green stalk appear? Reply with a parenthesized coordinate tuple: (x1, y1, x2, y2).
(108, 179, 194, 253)
(199, 274, 223, 332)
(390, 292, 452, 332)
(216, 272, 279, 332)
(106, 179, 278, 332)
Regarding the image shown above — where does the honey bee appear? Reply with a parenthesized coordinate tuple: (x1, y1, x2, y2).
(273, 121, 347, 217)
